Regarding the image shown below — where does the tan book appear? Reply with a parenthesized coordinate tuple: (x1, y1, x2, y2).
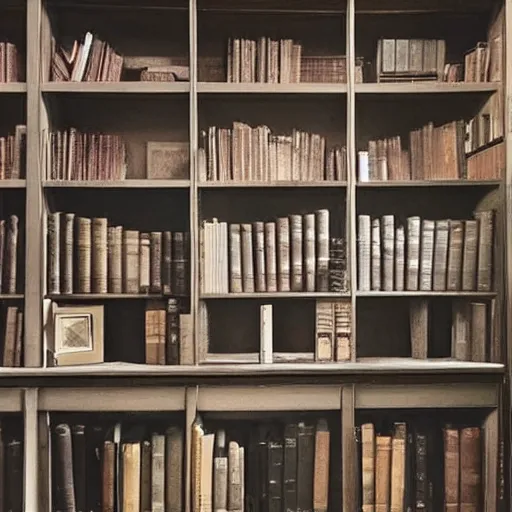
(371, 218, 381, 291)
(313, 419, 330, 512)
(470, 302, 487, 362)
(460, 427, 481, 512)
(409, 299, 429, 359)
(139, 233, 151, 294)
(166, 427, 183, 512)
(444, 428, 460, 512)
(228, 441, 242, 512)
(145, 307, 159, 365)
(123, 230, 140, 294)
(375, 436, 391, 512)
(390, 423, 406, 512)
(179, 313, 194, 365)
(91, 218, 108, 294)
(276, 217, 290, 292)
(241, 224, 254, 293)
(406, 216, 421, 291)
(152, 434, 165, 512)
(103, 441, 115, 512)
(122, 443, 141, 512)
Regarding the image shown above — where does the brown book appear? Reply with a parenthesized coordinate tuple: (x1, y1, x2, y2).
(108, 225, 123, 293)
(4, 215, 18, 294)
(140, 440, 152, 512)
(375, 436, 391, 512)
(444, 428, 460, 512)
(145, 307, 159, 365)
(410, 299, 428, 359)
(102, 441, 116, 512)
(460, 427, 481, 512)
(165, 426, 183, 512)
(54, 424, 76, 512)
(162, 231, 172, 294)
(2, 306, 17, 367)
(14, 308, 22, 367)
(150, 232, 162, 294)
(470, 302, 487, 362)
(313, 419, 330, 512)
(139, 233, 151, 294)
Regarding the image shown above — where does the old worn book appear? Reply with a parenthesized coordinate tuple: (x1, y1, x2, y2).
(260, 304, 273, 364)
(419, 220, 434, 291)
(283, 424, 298, 512)
(254, 222, 266, 292)
(304, 214, 316, 292)
(375, 436, 391, 512)
(290, 215, 303, 292)
(313, 419, 330, 512)
(358, 215, 371, 291)
(315, 301, 334, 362)
(72, 425, 86, 512)
(447, 220, 464, 291)
(361, 423, 375, 512)
(460, 427, 481, 512)
(179, 313, 194, 365)
(166, 426, 183, 512)
(329, 237, 347, 293)
(451, 300, 471, 360)
(108, 226, 123, 293)
(277, 217, 290, 292)
(3, 306, 17, 367)
(123, 230, 140, 294)
(172, 232, 189, 296)
(139, 233, 151, 294)
(241, 224, 255, 293)
(297, 423, 315, 512)
(470, 302, 487, 362)
(229, 224, 242, 293)
(152, 434, 165, 512)
(6, 438, 22, 512)
(268, 436, 283, 512)
(54, 424, 76, 512)
(415, 433, 428, 510)
(394, 225, 405, 291)
(140, 440, 152, 512)
(433, 220, 449, 290)
(462, 220, 478, 291)
(334, 301, 351, 362)
(122, 443, 141, 512)
(91, 218, 108, 294)
(150, 232, 162, 294)
(145, 307, 160, 365)
(371, 218, 381, 291)
(410, 299, 429, 359)
(214, 430, 228, 512)
(406, 216, 421, 291)
(103, 440, 115, 512)
(390, 423, 406, 512)
(76, 217, 92, 293)
(147, 142, 189, 180)
(229, 441, 243, 512)
(316, 210, 330, 292)
(265, 222, 278, 292)
(47, 212, 61, 294)
(444, 428, 460, 512)
(475, 210, 494, 291)
(381, 215, 394, 291)
(166, 298, 180, 365)
(4, 215, 18, 294)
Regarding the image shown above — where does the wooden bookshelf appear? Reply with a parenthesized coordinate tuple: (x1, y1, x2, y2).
(0, 0, 506, 511)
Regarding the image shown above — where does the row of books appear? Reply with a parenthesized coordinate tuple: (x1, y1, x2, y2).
(357, 212, 494, 293)
(52, 422, 183, 512)
(201, 211, 347, 294)
(409, 298, 490, 362)
(358, 120, 468, 182)
(42, 129, 127, 181)
(0, 125, 26, 180)
(47, 213, 190, 296)
(51, 32, 123, 82)
(0, 42, 22, 83)
(192, 418, 331, 512)
(465, 41, 501, 83)
(1, 306, 23, 368)
(199, 123, 347, 183)
(145, 299, 193, 365)
(358, 422, 482, 510)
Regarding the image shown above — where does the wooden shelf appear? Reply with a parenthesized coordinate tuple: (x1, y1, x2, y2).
(357, 291, 496, 297)
(355, 82, 500, 94)
(0, 179, 26, 188)
(0, 294, 24, 300)
(201, 292, 349, 299)
(357, 179, 501, 188)
(197, 82, 347, 94)
(0, 83, 26, 93)
(43, 179, 190, 188)
(41, 81, 189, 94)
(199, 180, 347, 188)
(46, 294, 184, 300)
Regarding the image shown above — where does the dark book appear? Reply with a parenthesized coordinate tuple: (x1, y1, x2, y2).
(267, 437, 284, 512)
(283, 424, 298, 512)
(72, 425, 87, 512)
(297, 423, 315, 512)
(54, 424, 76, 512)
(166, 298, 180, 365)
(6, 439, 22, 512)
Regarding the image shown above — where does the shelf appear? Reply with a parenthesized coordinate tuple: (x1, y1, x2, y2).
(41, 81, 189, 94)
(47, 294, 184, 300)
(199, 180, 347, 188)
(0, 294, 24, 300)
(355, 82, 500, 95)
(201, 292, 349, 299)
(0, 180, 26, 188)
(43, 179, 190, 188)
(357, 179, 501, 188)
(0, 83, 26, 94)
(357, 291, 496, 298)
(197, 82, 347, 94)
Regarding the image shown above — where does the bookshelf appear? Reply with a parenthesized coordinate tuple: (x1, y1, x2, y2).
(0, 0, 506, 510)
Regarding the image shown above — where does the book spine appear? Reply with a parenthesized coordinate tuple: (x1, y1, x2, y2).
(289, 214, 303, 292)
(166, 298, 180, 365)
(76, 217, 92, 294)
(139, 233, 151, 294)
(165, 427, 183, 512)
(162, 231, 173, 295)
(304, 214, 316, 292)
(123, 230, 140, 294)
(382, 215, 394, 291)
(47, 212, 61, 295)
(152, 434, 165, 512)
(315, 210, 329, 292)
(122, 443, 141, 512)
(241, 224, 255, 292)
(62, 213, 75, 294)
(150, 231, 163, 294)
(358, 215, 371, 291)
(313, 419, 330, 512)
(264, 222, 277, 292)
(54, 424, 76, 512)
(406, 216, 420, 291)
(253, 221, 266, 292)
(371, 218, 381, 291)
(91, 218, 108, 294)
(71, 425, 86, 512)
(229, 224, 243, 293)
(283, 424, 298, 512)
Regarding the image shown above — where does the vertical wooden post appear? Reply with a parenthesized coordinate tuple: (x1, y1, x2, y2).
(185, 386, 198, 512)
(24, 388, 39, 512)
(342, 384, 356, 511)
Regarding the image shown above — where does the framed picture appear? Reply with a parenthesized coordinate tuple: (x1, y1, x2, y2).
(146, 141, 189, 179)
(52, 304, 104, 366)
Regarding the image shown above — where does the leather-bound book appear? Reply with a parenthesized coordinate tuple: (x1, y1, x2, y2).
(47, 212, 61, 294)
(0, 220, 5, 293)
(474, 211, 493, 292)
(162, 231, 172, 294)
(375, 435, 391, 512)
(140, 440, 151, 512)
(3, 306, 17, 367)
(4, 215, 18, 294)
(419, 220, 434, 291)
(13, 308, 22, 367)
(406, 216, 421, 291)
(358, 215, 371, 291)
(123, 230, 140, 294)
(432, 220, 449, 291)
(179, 313, 194, 365)
(108, 226, 123, 293)
(390, 423, 406, 512)
(214, 430, 228, 512)
(228, 441, 243, 512)
(443, 427, 459, 512)
(303, 215, 316, 292)
(62, 213, 75, 294)
(361, 423, 375, 512)
(446, 220, 464, 291)
(92, 218, 108, 294)
(289, 214, 303, 292)
(166, 426, 183, 512)
(461, 220, 478, 291)
(313, 419, 330, 512)
(6, 439, 22, 512)
(297, 423, 315, 512)
(122, 443, 141, 512)
(172, 232, 187, 296)
(102, 441, 115, 512)
(382, 215, 394, 291)
(241, 224, 255, 293)
(54, 424, 76, 512)
(264, 222, 278, 292)
(283, 424, 298, 512)
(152, 434, 165, 512)
(253, 221, 266, 292)
(139, 233, 150, 294)
(150, 232, 162, 294)
(276, 217, 290, 292)
(415, 433, 428, 511)
(72, 425, 87, 512)
(166, 298, 180, 365)
(329, 237, 347, 293)
(460, 427, 481, 512)
(267, 437, 283, 512)
(315, 210, 330, 292)
(76, 217, 92, 293)
(229, 224, 243, 293)
(86, 426, 104, 512)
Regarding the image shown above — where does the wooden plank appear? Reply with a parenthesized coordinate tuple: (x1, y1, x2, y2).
(197, 385, 342, 411)
(356, 290, 497, 297)
(197, 82, 347, 94)
(24, 389, 38, 512)
(42, 179, 191, 188)
(24, 0, 43, 367)
(201, 292, 349, 299)
(185, 387, 198, 512)
(0, 83, 26, 93)
(355, 383, 499, 408)
(38, 387, 186, 411)
(198, 180, 347, 188)
(0, 388, 23, 411)
(342, 385, 356, 511)
(38, 412, 51, 512)
(47, 293, 181, 300)
(356, 82, 499, 94)
(0, 179, 26, 188)
(41, 81, 189, 93)
(357, 179, 501, 188)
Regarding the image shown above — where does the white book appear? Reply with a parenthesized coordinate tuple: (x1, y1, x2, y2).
(260, 304, 273, 364)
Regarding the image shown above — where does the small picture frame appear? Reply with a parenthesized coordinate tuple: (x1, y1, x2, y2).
(147, 141, 189, 180)
(52, 304, 104, 366)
